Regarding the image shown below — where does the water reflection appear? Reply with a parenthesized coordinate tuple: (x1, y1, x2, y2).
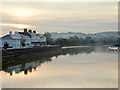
(2, 46, 118, 76)
(62, 46, 95, 55)
(4, 58, 52, 76)
(2, 48, 62, 75)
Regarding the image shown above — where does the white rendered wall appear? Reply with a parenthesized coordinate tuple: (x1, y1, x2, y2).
(1, 39, 21, 49)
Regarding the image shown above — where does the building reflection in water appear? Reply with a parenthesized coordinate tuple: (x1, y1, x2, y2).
(4, 58, 52, 76)
(3, 46, 95, 76)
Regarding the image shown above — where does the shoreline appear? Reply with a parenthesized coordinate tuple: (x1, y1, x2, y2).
(2, 46, 62, 62)
(62, 45, 109, 49)
(62, 46, 90, 49)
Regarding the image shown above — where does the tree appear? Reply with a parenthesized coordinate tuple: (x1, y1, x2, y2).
(43, 32, 53, 44)
(4, 42, 9, 49)
(84, 36, 96, 45)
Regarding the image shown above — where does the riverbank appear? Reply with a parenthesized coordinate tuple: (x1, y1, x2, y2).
(62, 46, 91, 49)
(2, 46, 62, 63)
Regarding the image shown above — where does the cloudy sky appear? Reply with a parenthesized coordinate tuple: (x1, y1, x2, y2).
(1, 2, 118, 35)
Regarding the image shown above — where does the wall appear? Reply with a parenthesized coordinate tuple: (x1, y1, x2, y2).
(1, 39, 21, 49)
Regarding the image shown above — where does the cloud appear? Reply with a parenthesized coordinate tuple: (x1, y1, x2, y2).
(1, 2, 118, 34)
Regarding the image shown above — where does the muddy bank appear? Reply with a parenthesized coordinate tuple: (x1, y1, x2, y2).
(2, 46, 62, 69)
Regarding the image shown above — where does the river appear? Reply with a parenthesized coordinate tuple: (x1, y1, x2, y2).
(1, 46, 118, 88)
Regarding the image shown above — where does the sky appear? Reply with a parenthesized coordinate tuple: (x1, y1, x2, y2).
(0, 2, 118, 35)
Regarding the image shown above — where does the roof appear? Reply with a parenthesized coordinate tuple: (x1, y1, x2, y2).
(1, 35, 21, 40)
(11, 35, 21, 39)
(19, 32, 24, 34)
(19, 32, 31, 37)
(1, 35, 13, 39)
(28, 32, 36, 36)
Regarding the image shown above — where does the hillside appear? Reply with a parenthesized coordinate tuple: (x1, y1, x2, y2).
(50, 31, 118, 40)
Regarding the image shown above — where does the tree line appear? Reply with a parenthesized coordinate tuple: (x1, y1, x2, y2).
(43, 32, 119, 46)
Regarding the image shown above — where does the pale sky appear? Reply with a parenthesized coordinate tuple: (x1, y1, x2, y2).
(1, 2, 118, 35)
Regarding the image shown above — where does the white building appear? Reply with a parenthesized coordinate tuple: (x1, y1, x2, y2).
(26, 30, 46, 46)
(0, 29, 47, 49)
(0, 31, 21, 49)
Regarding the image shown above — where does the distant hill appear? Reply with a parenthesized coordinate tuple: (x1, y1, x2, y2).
(50, 31, 119, 40)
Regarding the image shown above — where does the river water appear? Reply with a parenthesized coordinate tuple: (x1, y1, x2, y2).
(1, 46, 118, 88)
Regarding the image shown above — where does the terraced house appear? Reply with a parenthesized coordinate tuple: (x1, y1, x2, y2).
(0, 29, 46, 49)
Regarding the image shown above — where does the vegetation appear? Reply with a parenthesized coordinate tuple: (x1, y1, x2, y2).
(4, 42, 9, 49)
(56, 36, 96, 46)
(44, 32, 119, 46)
(43, 32, 54, 44)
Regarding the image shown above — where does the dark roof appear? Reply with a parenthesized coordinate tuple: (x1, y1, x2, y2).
(2, 35, 13, 39)
(19, 32, 31, 37)
(19, 32, 24, 34)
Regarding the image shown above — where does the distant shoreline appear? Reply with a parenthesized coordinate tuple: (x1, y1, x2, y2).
(62, 46, 90, 49)
(62, 45, 110, 49)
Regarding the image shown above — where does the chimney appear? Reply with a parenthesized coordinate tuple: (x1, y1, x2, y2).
(33, 30, 36, 34)
(29, 30, 32, 33)
(9, 31, 12, 35)
(24, 29, 27, 33)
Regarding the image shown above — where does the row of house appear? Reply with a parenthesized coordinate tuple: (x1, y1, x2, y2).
(0, 29, 46, 49)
